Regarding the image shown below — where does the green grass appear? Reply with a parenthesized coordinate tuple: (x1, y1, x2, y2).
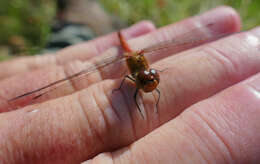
(0, 0, 55, 56)
(100, 0, 260, 29)
(0, 0, 259, 59)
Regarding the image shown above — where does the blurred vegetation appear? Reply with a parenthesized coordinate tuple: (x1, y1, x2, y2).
(0, 0, 55, 59)
(100, 0, 260, 29)
(0, 0, 259, 59)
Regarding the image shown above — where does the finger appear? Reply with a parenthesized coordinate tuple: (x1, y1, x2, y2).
(0, 21, 155, 79)
(0, 26, 259, 163)
(55, 20, 156, 64)
(95, 71, 260, 164)
(0, 6, 240, 111)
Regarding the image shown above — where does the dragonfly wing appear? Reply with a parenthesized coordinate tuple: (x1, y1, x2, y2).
(8, 54, 127, 109)
(142, 22, 236, 56)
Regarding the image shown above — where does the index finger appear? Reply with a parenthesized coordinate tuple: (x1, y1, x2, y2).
(0, 21, 155, 79)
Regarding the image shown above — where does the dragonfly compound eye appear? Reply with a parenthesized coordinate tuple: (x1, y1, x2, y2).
(137, 69, 160, 92)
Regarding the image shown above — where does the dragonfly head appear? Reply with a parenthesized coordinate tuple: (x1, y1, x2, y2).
(137, 69, 160, 92)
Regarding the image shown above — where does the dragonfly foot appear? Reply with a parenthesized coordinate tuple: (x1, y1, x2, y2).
(154, 88, 161, 114)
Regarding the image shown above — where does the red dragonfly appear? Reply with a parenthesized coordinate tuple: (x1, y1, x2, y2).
(8, 22, 235, 116)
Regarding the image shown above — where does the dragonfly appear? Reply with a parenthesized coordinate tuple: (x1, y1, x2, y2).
(8, 22, 236, 116)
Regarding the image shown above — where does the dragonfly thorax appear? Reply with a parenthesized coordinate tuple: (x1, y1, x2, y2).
(136, 69, 160, 92)
(126, 52, 149, 75)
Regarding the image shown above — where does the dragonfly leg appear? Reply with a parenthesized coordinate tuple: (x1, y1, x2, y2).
(155, 88, 161, 114)
(112, 75, 135, 93)
(134, 88, 144, 119)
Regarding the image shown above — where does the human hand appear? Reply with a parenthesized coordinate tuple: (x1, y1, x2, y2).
(0, 6, 260, 164)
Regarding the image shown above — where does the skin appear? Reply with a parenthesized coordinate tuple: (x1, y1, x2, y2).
(0, 6, 260, 164)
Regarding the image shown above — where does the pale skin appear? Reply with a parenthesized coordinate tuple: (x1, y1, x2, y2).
(0, 6, 260, 164)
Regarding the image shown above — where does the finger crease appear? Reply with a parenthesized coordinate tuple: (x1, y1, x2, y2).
(102, 85, 121, 122)
(91, 88, 108, 146)
(119, 83, 138, 141)
(205, 45, 239, 79)
(178, 114, 213, 164)
(61, 65, 77, 93)
(78, 91, 106, 152)
(191, 109, 236, 163)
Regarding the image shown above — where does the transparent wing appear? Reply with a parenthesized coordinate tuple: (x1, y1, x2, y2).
(8, 54, 127, 108)
(142, 23, 237, 56)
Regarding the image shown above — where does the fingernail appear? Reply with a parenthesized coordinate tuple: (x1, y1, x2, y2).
(123, 21, 156, 38)
(199, 6, 241, 35)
